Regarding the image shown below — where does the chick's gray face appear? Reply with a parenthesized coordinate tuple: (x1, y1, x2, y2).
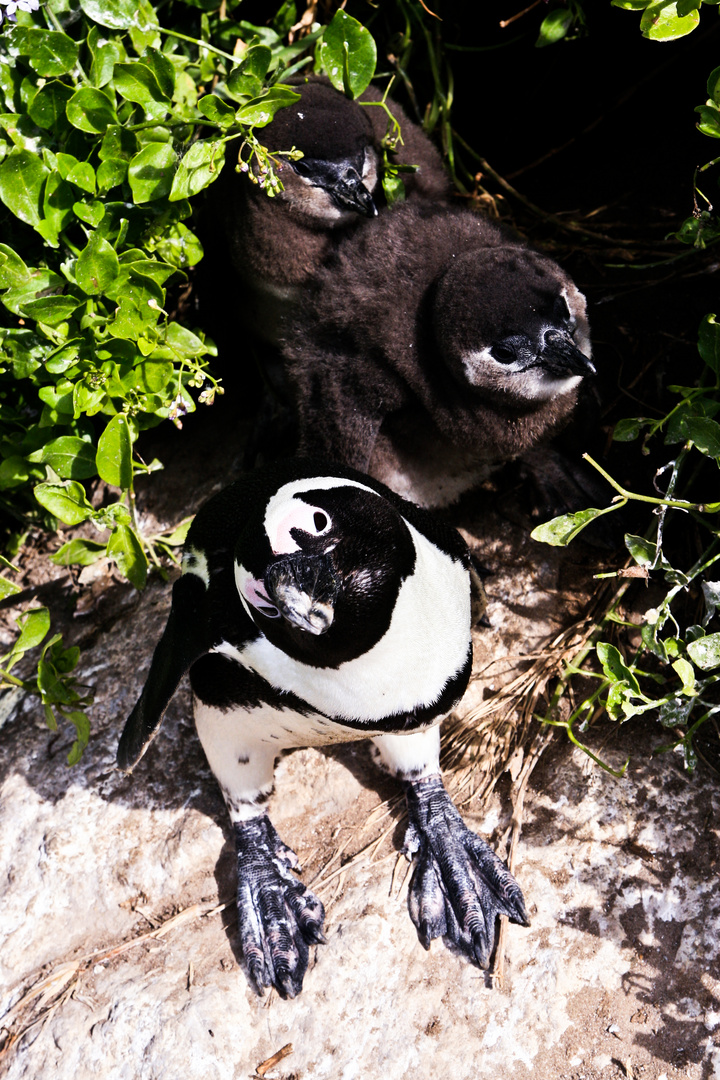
(261, 83, 379, 225)
(435, 250, 594, 403)
(234, 481, 415, 667)
(288, 149, 378, 222)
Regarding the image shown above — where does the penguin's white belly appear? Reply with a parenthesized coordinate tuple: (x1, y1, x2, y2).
(194, 697, 384, 823)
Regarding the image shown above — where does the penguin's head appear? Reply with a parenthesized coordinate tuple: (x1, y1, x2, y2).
(234, 476, 415, 665)
(259, 82, 379, 225)
(432, 248, 594, 404)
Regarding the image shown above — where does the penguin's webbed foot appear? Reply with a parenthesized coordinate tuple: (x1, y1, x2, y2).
(402, 775, 529, 968)
(234, 815, 326, 999)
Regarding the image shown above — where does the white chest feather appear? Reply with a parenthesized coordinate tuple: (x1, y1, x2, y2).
(216, 521, 470, 723)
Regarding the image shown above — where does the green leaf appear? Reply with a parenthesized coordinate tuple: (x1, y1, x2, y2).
(168, 139, 225, 201)
(382, 172, 405, 207)
(0, 456, 31, 491)
(530, 506, 612, 546)
(624, 534, 656, 566)
(27, 80, 73, 131)
(672, 657, 697, 694)
(613, 417, 650, 442)
(696, 104, 720, 138)
(31, 436, 97, 479)
(640, 1, 700, 40)
(113, 62, 170, 121)
(76, 232, 120, 296)
(611, 1, 652, 8)
(10, 29, 79, 78)
(676, 0, 701, 14)
(681, 415, 720, 459)
(42, 172, 75, 241)
(50, 538, 107, 567)
(536, 8, 574, 47)
(79, 0, 138, 29)
(686, 632, 720, 670)
(66, 161, 96, 194)
(235, 86, 302, 127)
(73, 199, 105, 227)
(21, 295, 83, 326)
(319, 10, 376, 98)
(97, 414, 133, 489)
(225, 45, 272, 100)
(0, 576, 21, 601)
(34, 480, 94, 525)
(597, 641, 642, 695)
(107, 524, 147, 589)
(99, 125, 138, 162)
(658, 695, 694, 727)
(66, 711, 91, 766)
(88, 30, 124, 88)
(13, 607, 51, 655)
(197, 94, 236, 128)
(66, 88, 118, 134)
(141, 48, 175, 99)
(0, 243, 30, 288)
(698, 314, 720, 374)
(97, 158, 128, 194)
(164, 321, 209, 357)
(707, 66, 720, 107)
(128, 143, 177, 203)
(149, 222, 203, 268)
(0, 149, 48, 229)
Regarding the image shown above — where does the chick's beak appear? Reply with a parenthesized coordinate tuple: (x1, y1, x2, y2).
(540, 329, 596, 378)
(264, 553, 340, 636)
(328, 166, 377, 218)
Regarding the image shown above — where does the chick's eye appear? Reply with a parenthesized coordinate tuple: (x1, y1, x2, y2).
(554, 295, 572, 325)
(490, 343, 515, 364)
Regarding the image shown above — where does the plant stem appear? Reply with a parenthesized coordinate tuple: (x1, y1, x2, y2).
(161, 28, 240, 66)
(583, 453, 703, 511)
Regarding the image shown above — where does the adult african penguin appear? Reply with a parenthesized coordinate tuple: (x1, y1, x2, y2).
(204, 77, 449, 345)
(117, 459, 528, 999)
(281, 200, 595, 509)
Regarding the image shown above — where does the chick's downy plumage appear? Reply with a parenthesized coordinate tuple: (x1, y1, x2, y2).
(206, 79, 449, 345)
(282, 201, 594, 508)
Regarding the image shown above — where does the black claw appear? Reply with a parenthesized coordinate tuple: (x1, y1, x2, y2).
(402, 775, 529, 971)
(233, 816, 327, 998)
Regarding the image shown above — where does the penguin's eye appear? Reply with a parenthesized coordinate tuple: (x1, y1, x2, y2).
(309, 509, 332, 534)
(554, 295, 572, 326)
(292, 159, 315, 180)
(490, 343, 516, 364)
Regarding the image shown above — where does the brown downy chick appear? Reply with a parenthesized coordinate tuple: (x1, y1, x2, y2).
(281, 201, 594, 508)
(204, 79, 449, 345)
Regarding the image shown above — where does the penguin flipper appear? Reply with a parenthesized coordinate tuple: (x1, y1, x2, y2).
(235, 816, 326, 999)
(403, 775, 529, 967)
(117, 573, 210, 772)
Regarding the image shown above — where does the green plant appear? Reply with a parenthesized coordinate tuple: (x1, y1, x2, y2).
(0, 0, 380, 757)
(532, 315, 720, 771)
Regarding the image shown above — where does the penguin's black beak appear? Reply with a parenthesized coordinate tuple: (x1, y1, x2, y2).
(329, 168, 378, 218)
(265, 553, 341, 636)
(293, 158, 377, 218)
(540, 329, 596, 378)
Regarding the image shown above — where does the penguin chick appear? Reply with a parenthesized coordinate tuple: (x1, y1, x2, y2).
(117, 459, 528, 999)
(282, 201, 595, 508)
(207, 79, 449, 344)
